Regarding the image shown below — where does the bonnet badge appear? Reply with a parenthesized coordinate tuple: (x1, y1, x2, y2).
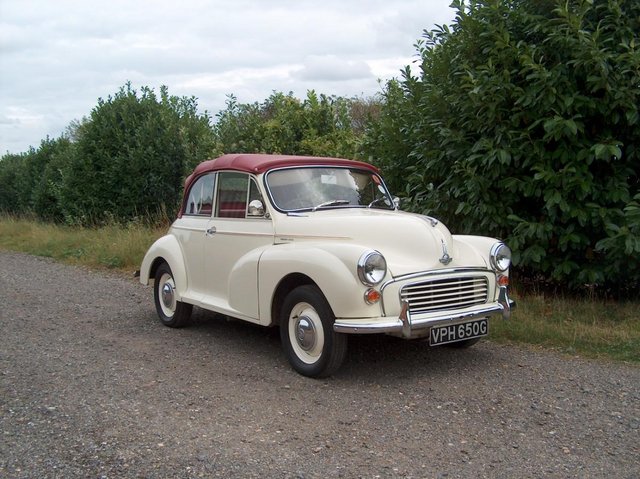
(439, 240, 453, 265)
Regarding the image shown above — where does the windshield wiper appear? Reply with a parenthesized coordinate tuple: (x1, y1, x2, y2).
(312, 199, 350, 211)
(367, 197, 392, 208)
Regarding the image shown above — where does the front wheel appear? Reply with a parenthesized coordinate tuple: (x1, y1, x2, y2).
(280, 285, 347, 378)
(153, 262, 193, 328)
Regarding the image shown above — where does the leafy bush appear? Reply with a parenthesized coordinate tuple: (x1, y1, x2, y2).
(31, 137, 73, 222)
(363, 0, 640, 293)
(0, 84, 215, 225)
(0, 153, 28, 214)
(213, 91, 375, 158)
(58, 84, 215, 224)
(0, 86, 377, 226)
(0, 137, 73, 220)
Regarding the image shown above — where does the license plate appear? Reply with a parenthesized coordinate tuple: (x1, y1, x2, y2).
(430, 318, 488, 346)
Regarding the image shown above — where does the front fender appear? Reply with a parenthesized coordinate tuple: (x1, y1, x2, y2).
(454, 235, 509, 277)
(258, 243, 382, 325)
(139, 234, 188, 299)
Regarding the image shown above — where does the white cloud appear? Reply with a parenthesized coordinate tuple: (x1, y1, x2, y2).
(1, 106, 44, 125)
(294, 55, 373, 82)
(0, 0, 456, 154)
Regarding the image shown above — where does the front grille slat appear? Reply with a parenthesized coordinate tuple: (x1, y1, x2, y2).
(408, 289, 486, 304)
(400, 276, 488, 314)
(409, 297, 486, 309)
(403, 278, 480, 291)
(406, 285, 486, 299)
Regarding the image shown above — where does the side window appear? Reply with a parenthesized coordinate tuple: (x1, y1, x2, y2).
(184, 173, 215, 216)
(216, 172, 249, 218)
(215, 173, 266, 218)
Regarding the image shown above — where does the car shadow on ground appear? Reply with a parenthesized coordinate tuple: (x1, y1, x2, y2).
(340, 333, 495, 380)
(161, 306, 496, 382)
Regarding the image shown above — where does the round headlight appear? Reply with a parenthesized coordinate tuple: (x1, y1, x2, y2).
(490, 242, 512, 272)
(357, 251, 387, 286)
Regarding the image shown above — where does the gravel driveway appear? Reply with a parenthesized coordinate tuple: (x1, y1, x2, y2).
(1, 251, 638, 478)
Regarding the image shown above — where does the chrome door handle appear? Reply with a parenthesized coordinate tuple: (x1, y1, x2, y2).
(206, 226, 216, 236)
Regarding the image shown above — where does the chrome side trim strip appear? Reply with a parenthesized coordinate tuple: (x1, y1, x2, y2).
(172, 225, 207, 233)
(214, 231, 274, 238)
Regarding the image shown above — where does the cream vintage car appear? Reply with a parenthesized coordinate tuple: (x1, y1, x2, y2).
(139, 154, 515, 377)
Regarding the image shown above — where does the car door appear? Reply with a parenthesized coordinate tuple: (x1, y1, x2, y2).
(202, 172, 274, 321)
(171, 172, 215, 300)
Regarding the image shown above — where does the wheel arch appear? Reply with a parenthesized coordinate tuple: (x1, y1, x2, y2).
(139, 234, 188, 299)
(258, 244, 370, 327)
(270, 273, 319, 327)
(148, 256, 167, 281)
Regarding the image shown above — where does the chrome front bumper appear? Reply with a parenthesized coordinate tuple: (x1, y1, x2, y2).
(333, 286, 515, 338)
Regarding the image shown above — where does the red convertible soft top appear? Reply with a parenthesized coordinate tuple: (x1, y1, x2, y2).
(188, 153, 376, 178)
(178, 153, 378, 217)
(180, 154, 379, 216)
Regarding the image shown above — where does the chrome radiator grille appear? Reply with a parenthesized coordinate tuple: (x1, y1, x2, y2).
(400, 276, 488, 314)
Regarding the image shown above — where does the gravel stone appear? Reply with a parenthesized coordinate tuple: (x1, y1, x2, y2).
(1, 251, 638, 478)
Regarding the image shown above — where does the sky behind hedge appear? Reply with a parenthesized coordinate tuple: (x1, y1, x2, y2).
(0, 0, 455, 154)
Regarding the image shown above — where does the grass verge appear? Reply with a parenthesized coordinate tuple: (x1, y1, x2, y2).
(0, 215, 638, 363)
(0, 215, 164, 272)
(490, 292, 639, 363)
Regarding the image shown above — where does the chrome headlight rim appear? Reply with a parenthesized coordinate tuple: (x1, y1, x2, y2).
(357, 250, 387, 286)
(490, 242, 512, 272)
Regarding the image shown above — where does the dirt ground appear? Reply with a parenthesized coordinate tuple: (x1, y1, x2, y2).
(1, 251, 638, 478)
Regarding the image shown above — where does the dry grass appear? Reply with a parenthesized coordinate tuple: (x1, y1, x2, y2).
(490, 290, 639, 362)
(0, 215, 166, 272)
(1, 215, 638, 362)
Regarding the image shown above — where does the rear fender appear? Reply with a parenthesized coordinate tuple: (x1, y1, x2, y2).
(139, 235, 188, 299)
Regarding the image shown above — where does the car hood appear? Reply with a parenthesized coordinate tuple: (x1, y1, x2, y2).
(272, 208, 488, 277)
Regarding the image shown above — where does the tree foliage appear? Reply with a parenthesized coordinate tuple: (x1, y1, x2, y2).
(0, 85, 377, 225)
(0, 152, 28, 214)
(213, 91, 375, 158)
(30, 136, 73, 222)
(2, 1, 638, 295)
(0, 84, 216, 224)
(363, 0, 640, 292)
(0, 137, 73, 220)
(59, 84, 215, 224)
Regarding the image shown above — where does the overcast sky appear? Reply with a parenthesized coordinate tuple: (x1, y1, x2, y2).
(0, 0, 456, 155)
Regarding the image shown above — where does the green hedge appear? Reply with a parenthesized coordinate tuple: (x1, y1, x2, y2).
(363, 0, 640, 293)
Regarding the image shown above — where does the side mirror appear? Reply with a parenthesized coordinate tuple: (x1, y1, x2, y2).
(247, 199, 265, 217)
(393, 197, 401, 210)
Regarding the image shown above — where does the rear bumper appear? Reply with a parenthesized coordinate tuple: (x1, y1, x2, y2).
(333, 286, 515, 338)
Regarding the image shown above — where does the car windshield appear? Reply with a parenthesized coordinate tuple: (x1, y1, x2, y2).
(265, 167, 395, 212)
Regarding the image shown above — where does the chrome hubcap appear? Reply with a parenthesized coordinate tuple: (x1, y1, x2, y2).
(161, 282, 174, 308)
(295, 315, 316, 351)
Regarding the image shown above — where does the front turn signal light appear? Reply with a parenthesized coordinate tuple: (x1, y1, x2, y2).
(497, 274, 509, 287)
(364, 288, 381, 304)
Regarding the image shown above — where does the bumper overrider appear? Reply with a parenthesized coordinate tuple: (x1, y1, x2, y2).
(333, 286, 515, 338)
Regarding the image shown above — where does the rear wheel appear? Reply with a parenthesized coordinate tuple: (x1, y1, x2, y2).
(153, 262, 192, 328)
(280, 285, 347, 378)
